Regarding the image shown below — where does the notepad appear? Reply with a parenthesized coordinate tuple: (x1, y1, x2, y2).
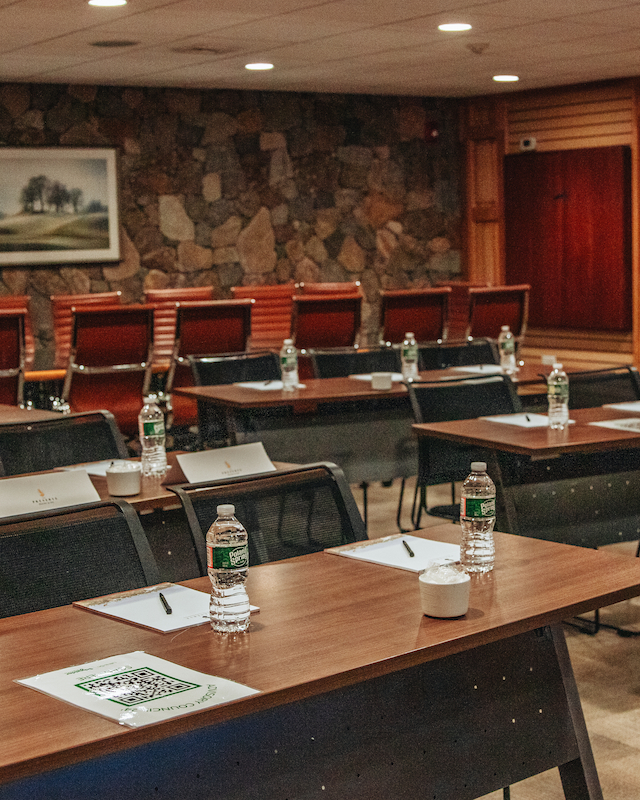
(234, 380, 306, 391)
(451, 365, 504, 374)
(481, 412, 550, 427)
(603, 400, 640, 412)
(589, 417, 640, 432)
(16, 651, 260, 728)
(73, 583, 259, 633)
(326, 534, 460, 573)
(349, 373, 403, 382)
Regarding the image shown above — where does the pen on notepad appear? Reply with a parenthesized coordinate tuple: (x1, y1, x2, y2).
(402, 539, 415, 557)
(159, 592, 172, 615)
(525, 415, 531, 422)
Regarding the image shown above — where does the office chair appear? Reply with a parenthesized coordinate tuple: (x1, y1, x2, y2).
(169, 462, 367, 574)
(0, 499, 160, 617)
(565, 365, 640, 408)
(0, 309, 26, 407)
(379, 287, 451, 345)
(418, 338, 500, 371)
(231, 284, 296, 350)
(309, 346, 401, 378)
(51, 291, 122, 370)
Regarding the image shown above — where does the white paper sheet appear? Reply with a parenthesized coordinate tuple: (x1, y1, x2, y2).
(326, 534, 460, 573)
(603, 400, 640, 412)
(61, 459, 117, 477)
(0, 470, 101, 518)
(481, 412, 550, 428)
(176, 442, 276, 483)
(348, 373, 404, 382)
(234, 380, 306, 391)
(16, 651, 260, 728)
(589, 417, 640, 432)
(451, 365, 504, 374)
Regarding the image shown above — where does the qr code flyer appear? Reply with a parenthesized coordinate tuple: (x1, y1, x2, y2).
(16, 651, 260, 728)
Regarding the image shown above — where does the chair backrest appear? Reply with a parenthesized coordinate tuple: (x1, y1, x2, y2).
(169, 462, 367, 574)
(291, 294, 362, 349)
(0, 410, 128, 477)
(379, 287, 451, 344)
(231, 284, 295, 350)
(408, 375, 522, 485)
(62, 305, 154, 436)
(466, 284, 530, 341)
(418, 338, 500, 371)
(0, 309, 25, 406)
(0, 500, 159, 618)
(565, 365, 640, 409)
(296, 281, 362, 295)
(144, 286, 214, 366)
(310, 346, 401, 378)
(189, 351, 281, 386)
(0, 296, 35, 371)
(435, 281, 487, 340)
(51, 291, 122, 369)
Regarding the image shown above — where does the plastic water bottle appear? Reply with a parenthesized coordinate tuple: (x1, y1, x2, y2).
(460, 461, 496, 574)
(280, 338, 299, 392)
(206, 504, 250, 633)
(547, 362, 569, 430)
(401, 332, 419, 382)
(138, 396, 167, 477)
(497, 324, 517, 374)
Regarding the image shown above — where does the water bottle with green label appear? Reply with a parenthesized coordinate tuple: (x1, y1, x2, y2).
(206, 504, 251, 633)
(460, 461, 496, 573)
(138, 395, 167, 478)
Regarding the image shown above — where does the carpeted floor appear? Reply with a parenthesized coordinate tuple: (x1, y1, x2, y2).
(361, 476, 640, 800)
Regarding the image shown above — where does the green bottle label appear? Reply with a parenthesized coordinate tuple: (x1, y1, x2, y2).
(461, 497, 496, 517)
(207, 544, 249, 570)
(500, 339, 515, 355)
(142, 419, 164, 436)
(548, 384, 569, 401)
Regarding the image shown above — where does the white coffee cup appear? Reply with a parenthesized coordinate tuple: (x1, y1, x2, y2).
(419, 562, 470, 618)
(371, 372, 393, 391)
(105, 461, 142, 496)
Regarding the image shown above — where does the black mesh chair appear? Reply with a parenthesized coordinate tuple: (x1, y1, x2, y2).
(565, 365, 640, 408)
(418, 338, 500, 371)
(189, 352, 281, 447)
(0, 410, 128, 477)
(408, 374, 522, 528)
(0, 500, 160, 618)
(310, 346, 401, 378)
(169, 462, 367, 574)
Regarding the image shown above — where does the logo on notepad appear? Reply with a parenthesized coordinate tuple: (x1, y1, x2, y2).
(31, 487, 58, 507)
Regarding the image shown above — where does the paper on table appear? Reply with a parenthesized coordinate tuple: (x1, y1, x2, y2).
(16, 651, 260, 728)
(0, 470, 101, 518)
(603, 400, 640, 412)
(451, 365, 504, 375)
(176, 441, 276, 484)
(481, 412, 549, 428)
(589, 417, 640, 432)
(61, 459, 117, 477)
(326, 533, 459, 573)
(234, 380, 306, 391)
(349, 373, 404, 382)
(73, 582, 259, 633)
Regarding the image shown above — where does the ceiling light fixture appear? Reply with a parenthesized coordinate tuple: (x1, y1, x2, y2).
(89, 0, 127, 6)
(493, 74, 519, 82)
(245, 62, 274, 71)
(438, 23, 472, 32)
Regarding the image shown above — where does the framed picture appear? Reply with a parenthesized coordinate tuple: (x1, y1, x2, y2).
(0, 147, 120, 266)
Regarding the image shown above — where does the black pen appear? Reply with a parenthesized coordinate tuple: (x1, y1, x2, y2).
(525, 414, 531, 422)
(159, 592, 172, 615)
(402, 539, 415, 557)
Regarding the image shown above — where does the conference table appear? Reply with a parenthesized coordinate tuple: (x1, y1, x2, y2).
(413, 406, 640, 547)
(3, 524, 640, 799)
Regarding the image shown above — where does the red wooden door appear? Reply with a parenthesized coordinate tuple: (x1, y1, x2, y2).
(504, 145, 631, 332)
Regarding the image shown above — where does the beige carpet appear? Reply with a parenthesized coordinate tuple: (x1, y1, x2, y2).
(359, 477, 640, 800)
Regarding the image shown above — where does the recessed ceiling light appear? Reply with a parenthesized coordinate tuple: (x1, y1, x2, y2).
(89, 0, 127, 6)
(438, 23, 472, 32)
(245, 62, 274, 71)
(493, 74, 519, 82)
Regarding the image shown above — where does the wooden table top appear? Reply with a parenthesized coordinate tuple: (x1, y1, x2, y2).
(0, 405, 60, 424)
(413, 406, 640, 457)
(4, 524, 640, 784)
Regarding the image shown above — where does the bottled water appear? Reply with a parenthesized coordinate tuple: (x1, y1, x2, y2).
(401, 332, 419, 382)
(497, 324, 517, 374)
(206, 504, 250, 633)
(547, 362, 569, 430)
(138, 396, 167, 478)
(280, 338, 299, 392)
(460, 461, 496, 574)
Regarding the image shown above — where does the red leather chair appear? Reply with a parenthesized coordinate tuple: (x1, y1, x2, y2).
(0, 296, 34, 372)
(0, 309, 26, 406)
(231, 284, 295, 350)
(51, 291, 122, 370)
(144, 286, 214, 369)
(291, 293, 362, 349)
(466, 284, 530, 342)
(379, 287, 451, 344)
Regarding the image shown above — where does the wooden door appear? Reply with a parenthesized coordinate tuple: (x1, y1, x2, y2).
(504, 145, 631, 332)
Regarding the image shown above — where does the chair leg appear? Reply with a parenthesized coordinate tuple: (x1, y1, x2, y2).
(396, 477, 413, 534)
(359, 481, 368, 533)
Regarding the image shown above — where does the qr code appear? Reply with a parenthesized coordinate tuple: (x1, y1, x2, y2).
(76, 667, 200, 707)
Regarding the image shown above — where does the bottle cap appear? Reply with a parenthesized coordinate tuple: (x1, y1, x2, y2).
(470, 461, 487, 472)
(283, 338, 293, 345)
(553, 362, 563, 369)
(405, 332, 415, 338)
(501, 325, 510, 331)
(216, 504, 235, 516)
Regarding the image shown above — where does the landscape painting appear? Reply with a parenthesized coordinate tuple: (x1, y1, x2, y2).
(0, 147, 120, 265)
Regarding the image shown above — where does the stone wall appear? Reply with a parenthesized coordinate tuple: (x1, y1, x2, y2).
(0, 83, 462, 368)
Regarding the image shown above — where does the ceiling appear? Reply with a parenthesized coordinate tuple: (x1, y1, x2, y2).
(3, 0, 640, 97)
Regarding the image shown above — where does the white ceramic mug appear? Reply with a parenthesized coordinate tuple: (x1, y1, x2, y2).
(105, 461, 142, 496)
(371, 372, 393, 391)
(419, 563, 470, 618)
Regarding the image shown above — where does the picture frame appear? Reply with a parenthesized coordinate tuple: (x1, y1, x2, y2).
(0, 147, 121, 266)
